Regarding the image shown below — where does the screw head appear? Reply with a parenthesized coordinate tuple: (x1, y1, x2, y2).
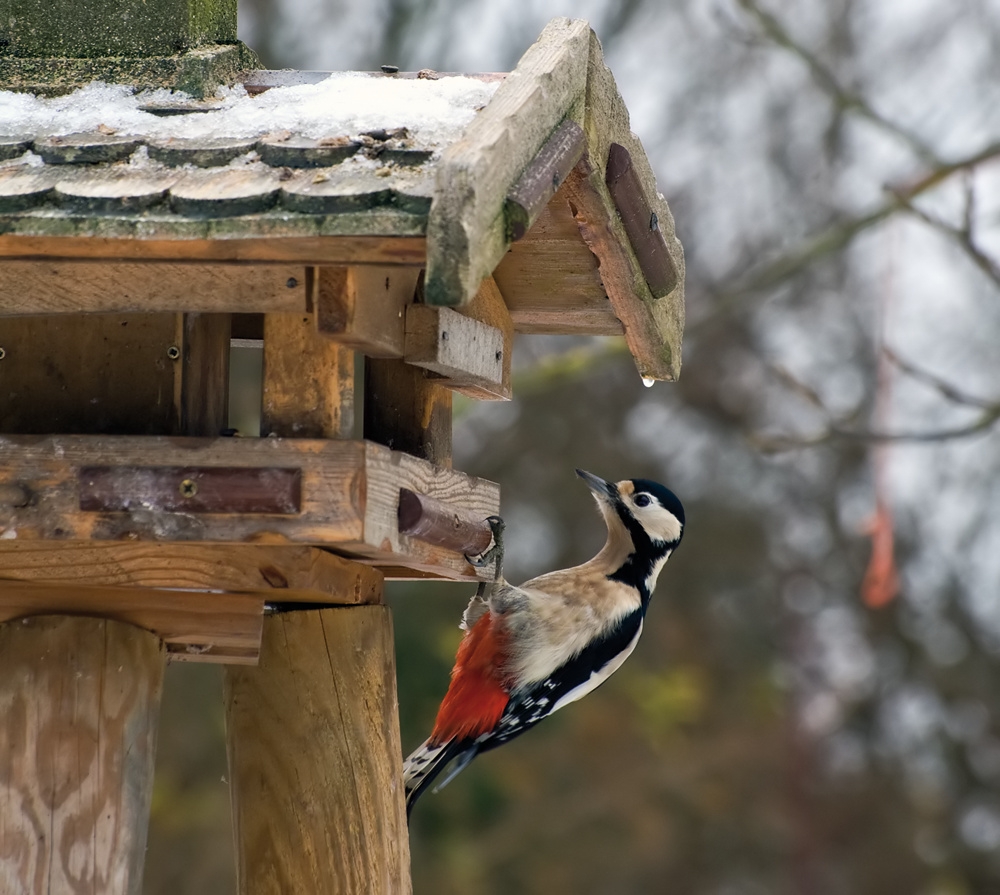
(0, 347, 6, 360)
(167, 345, 180, 360)
(286, 277, 298, 289)
(178, 478, 198, 498)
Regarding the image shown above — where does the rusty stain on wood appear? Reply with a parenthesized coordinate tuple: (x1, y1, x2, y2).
(604, 142, 678, 298)
(78, 466, 304, 515)
(505, 119, 586, 242)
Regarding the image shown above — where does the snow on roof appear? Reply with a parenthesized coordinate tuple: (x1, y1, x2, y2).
(0, 74, 500, 149)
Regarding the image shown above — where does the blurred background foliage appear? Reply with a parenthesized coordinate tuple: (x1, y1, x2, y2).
(143, 1, 1000, 893)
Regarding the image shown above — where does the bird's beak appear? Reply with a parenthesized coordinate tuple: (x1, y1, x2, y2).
(576, 469, 616, 500)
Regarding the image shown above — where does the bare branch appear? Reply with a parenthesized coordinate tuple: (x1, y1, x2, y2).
(884, 347, 997, 410)
(736, 0, 939, 165)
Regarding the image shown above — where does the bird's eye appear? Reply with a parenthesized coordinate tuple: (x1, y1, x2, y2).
(634, 494, 651, 507)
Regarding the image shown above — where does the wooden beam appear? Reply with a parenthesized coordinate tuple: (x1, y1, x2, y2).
(450, 276, 514, 400)
(492, 189, 623, 335)
(225, 606, 410, 895)
(364, 361, 453, 468)
(0, 578, 263, 664)
(604, 143, 678, 297)
(578, 29, 684, 380)
(313, 266, 421, 358)
(0, 436, 498, 580)
(0, 615, 164, 894)
(0, 542, 383, 603)
(0, 262, 307, 315)
(404, 304, 505, 396)
(398, 488, 493, 555)
(0, 235, 427, 266)
(179, 312, 232, 437)
(505, 119, 586, 242)
(262, 311, 355, 439)
(425, 17, 590, 307)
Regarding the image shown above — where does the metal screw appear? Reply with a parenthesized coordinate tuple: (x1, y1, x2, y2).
(552, 172, 561, 190)
(286, 277, 298, 289)
(381, 64, 399, 74)
(649, 212, 659, 232)
(166, 345, 180, 360)
(442, 331, 449, 341)
(178, 478, 198, 498)
(0, 347, 5, 360)
(495, 350, 502, 361)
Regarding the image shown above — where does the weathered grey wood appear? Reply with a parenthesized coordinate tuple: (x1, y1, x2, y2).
(448, 276, 514, 400)
(364, 360, 453, 467)
(578, 29, 685, 380)
(404, 304, 505, 394)
(262, 311, 355, 439)
(314, 266, 421, 358)
(33, 133, 141, 165)
(53, 169, 178, 213)
(148, 138, 256, 167)
(225, 606, 411, 895)
(169, 169, 283, 217)
(0, 615, 165, 894)
(425, 17, 591, 307)
(0, 436, 499, 579)
(257, 135, 361, 168)
(0, 262, 307, 315)
(0, 166, 60, 212)
(605, 142, 678, 297)
(0, 579, 262, 664)
(505, 119, 586, 241)
(0, 137, 31, 161)
(281, 166, 434, 216)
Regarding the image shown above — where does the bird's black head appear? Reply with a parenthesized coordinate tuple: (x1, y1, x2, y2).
(576, 469, 684, 600)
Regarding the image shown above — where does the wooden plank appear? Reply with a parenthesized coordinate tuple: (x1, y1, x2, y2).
(78, 466, 303, 514)
(449, 275, 514, 400)
(0, 262, 307, 315)
(180, 311, 232, 437)
(398, 488, 493, 554)
(224, 606, 410, 895)
(0, 543, 383, 604)
(505, 119, 586, 241)
(0, 578, 263, 664)
(492, 184, 623, 335)
(605, 142, 678, 297)
(425, 17, 591, 307)
(364, 360, 453, 468)
(0, 314, 180, 435)
(0, 235, 427, 266)
(0, 616, 164, 894)
(404, 304, 504, 394)
(262, 311, 354, 439)
(579, 29, 684, 380)
(313, 265, 421, 358)
(0, 436, 499, 580)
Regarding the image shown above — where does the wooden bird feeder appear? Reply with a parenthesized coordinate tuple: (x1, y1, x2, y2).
(0, 4, 684, 892)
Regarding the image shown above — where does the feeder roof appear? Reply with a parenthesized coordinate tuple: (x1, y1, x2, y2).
(0, 18, 684, 380)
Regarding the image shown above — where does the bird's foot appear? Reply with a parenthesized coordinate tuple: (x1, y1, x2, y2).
(466, 515, 505, 580)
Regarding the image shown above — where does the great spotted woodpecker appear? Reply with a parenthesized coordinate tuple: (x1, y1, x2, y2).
(403, 468, 685, 815)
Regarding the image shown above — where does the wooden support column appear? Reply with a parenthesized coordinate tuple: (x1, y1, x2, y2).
(224, 607, 409, 895)
(225, 291, 411, 894)
(0, 615, 165, 895)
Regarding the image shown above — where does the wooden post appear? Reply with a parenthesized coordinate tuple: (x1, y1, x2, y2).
(0, 615, 165, 895)
(225, 298, 412, 894)
(224, 607, 409, 895)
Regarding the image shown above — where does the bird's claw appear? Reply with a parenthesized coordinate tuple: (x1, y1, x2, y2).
(466, 515, 505, 580)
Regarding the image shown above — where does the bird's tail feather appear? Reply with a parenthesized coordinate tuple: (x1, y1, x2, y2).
(403, 737, 478, 817)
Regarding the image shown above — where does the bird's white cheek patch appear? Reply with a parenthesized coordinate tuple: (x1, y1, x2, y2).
(551, 620, 644, 714)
